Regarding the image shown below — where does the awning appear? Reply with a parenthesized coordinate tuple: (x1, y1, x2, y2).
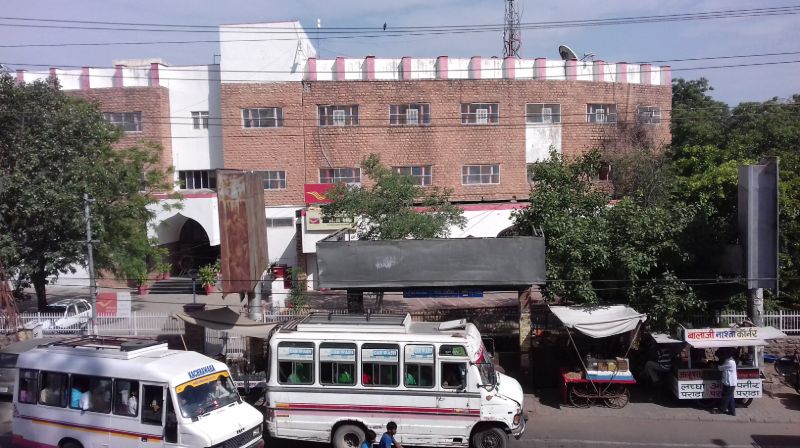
(549, 305, 647, 338)
(173, 307, 279, 338)
(687, 339, 770, 348)
(651, 333, 683, 344)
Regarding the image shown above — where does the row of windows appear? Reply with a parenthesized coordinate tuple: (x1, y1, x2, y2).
(102, 104, 661, 134)
(18, 369, 168, 426)
(276, 342, 469, 390)
(176, 165, 500, 191)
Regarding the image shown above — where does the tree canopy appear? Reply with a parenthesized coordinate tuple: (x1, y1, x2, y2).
(0, 74, 175, 309)
(322, 154, 465, 240)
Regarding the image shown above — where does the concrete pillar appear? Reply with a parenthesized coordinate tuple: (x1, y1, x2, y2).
(334, 57, 345, 81)
(401, 57, 412, 80)
(593, 60, 606, 82)
(149, 62, 160, 87)
(518, 287, 533, 379)
(533, 58, 546, 80)
(616, 63, 628, 84)
(15, 69, 25, 85)
(660, 65, 672, 86)
(640, 64, 652, 85)
(113, 65, 124, 88)
(80, 67, 90, 90)
(469, 56, 482, 79)
(566, 59, 577, 81)
(502, 56, 516, 79)
(364, 56, 375, 80)
(306, 57, 317, 81)
(347, 290, 364, 313)
(436, 56, 449, 79)
(49, 67, 57, 80)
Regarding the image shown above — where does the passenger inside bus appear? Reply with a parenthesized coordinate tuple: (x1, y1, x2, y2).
(441, 363, 466, 389)
(39, 372, 67, 407)
(177, 375, 240, 418)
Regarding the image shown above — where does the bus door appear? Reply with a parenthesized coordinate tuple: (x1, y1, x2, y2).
(436, 345, 477, 442)
(138, 382, 177, 447)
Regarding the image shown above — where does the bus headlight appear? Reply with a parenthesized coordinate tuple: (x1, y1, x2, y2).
(513, 412, 522, 426)
(252, 425, 262, 438)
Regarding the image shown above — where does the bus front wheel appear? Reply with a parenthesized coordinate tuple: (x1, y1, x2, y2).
(471, 426, 508, 448)
(59, 440, 83, 448)
(332, 424, 365, 448)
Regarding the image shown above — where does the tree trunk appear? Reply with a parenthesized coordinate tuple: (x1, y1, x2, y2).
(32, 271, 48, 311)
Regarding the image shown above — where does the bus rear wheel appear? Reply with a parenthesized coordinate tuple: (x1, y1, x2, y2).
(332, 424, 365, 448)
(471, 426, 508, 448)
(60, 440, 83, 448)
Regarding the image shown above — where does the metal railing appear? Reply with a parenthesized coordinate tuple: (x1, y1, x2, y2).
(689, 310, 800, 334)
(1, 312, 185, 336)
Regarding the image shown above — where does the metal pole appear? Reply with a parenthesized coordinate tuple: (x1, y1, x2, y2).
(748, 287, 764, 327)
(84, 193, 97, 335)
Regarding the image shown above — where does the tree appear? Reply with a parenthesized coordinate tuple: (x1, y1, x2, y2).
(513, 150, 701, 327)
(671, 78, 730, 148)
(0, 74, 175, 310)
(322, 154, 465, 240)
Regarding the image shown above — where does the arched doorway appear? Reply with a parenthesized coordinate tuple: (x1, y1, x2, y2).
(174, 218, 220, 275)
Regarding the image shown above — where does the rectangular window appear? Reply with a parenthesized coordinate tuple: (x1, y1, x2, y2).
(526, 103, 561, 124)
(38, 371, 68, 407)
(320, 168, 361, 185)
(103, 112, 142, 132)
(191, 111, 209, 129)
(266, 217, 294, 228)
(69, 374, 112, 413)
(141, 385, 163, 426)
(18, 369, 38, 404)
(441, 362, 467, 389)
(261, 170, 287, 190)
(587, 104, 617, 123)
(178, 170, 217, 190)
(461, 103, 499, 125)
(393, 165, 432, 186)
(389, 103, 431, 126)
(362, 343, 399, 387)
(462, 165, 500, 185)
(319, 105, 359, 126)
(320, 343, 356, 386)
(242, 107, 283, 128)
(636, 106, 661, 124)
(278, 342, 314, 385)
(113, 379, 140, 417)
(404, 345, 434, 388)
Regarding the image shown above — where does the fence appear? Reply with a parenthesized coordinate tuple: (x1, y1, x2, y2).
(1, 312, 185, 336)
(689, 310, 800, 334)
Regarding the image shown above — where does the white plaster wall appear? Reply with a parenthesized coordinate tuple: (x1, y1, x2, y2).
(344, 59, 362, 80)
(219, 21, 316, 83)
(149, 197, 221, 246)
(482, 58, 503, 79)
(89, 68, 114, 88)
(122, 67, 150, 87)
(315, 59, 336, 81)
(410, 58, 436, 80)
(627, 64, 641, 84)
(161, 65, 223, 172)
(266, 206, 301, 266)
(652, 66, 662, 85)
(577, 61, 593, 81)
(517, 59, 535, 79)
(604, 63, 617, 82)
(449, 209, 516, 238)
(22, 71, 49, 83)
(449, 58, 470, 79)
(545, 60, 565, 81)
(375, 58, 401, 80)
(526, 124, 562, 163)
(56, 69, 82, 90)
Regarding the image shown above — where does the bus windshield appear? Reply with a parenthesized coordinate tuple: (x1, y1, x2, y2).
(176, 373, 239, 418)
(476, 344, 497, 387)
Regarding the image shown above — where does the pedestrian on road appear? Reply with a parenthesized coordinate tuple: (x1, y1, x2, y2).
(361, 429, 376, 448)
(716, 348, 738, 416)
(380, 421, 404, 448)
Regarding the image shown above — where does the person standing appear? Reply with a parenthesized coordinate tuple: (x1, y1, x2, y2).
(380, 421, 404, 448)
(717, 348, 738, 416)
(361, 429, 377, 448)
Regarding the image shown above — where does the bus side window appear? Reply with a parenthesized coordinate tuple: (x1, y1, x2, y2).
(38, 371, 68, 407)
(277, 342, 314, 385)
(404, 345, 434, 388)
(141, 385, 164, 426)
(320, 343, 356, 386)
(70, 374, 112, 413)
(113, 379, 140, 417)
(362, 344, 399, 387)
(441, 362, 467, 390)
(18, 369, 38, 404)
(165, 395, 178, 443)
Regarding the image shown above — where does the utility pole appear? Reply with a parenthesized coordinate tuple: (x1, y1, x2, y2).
(503, 0, 522, 58)
(84, 193, 97, 334)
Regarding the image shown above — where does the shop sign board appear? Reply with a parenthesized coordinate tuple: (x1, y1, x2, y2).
(672, 377, 762, 399)
(683, 327, 760, 341)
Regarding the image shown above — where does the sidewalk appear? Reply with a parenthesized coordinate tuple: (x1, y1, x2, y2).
(525, 380, 800, 424)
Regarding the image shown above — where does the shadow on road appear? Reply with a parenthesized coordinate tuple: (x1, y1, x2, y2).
(773, 392, 800, 411)
(751, 434, 800, 448)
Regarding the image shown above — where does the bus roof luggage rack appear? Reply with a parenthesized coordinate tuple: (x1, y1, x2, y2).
(41, 336, 167, 358)
(291, 313, 412, 333)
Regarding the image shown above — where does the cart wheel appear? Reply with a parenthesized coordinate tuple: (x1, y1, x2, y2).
(568, 384, 594, 408)
(736, 398, 753, 408)
(603, 385, 631, 409)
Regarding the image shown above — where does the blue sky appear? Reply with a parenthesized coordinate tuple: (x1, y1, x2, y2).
(2, 0, 799, 105)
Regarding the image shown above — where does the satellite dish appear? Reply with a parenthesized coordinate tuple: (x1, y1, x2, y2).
(558, 45, 578, 61)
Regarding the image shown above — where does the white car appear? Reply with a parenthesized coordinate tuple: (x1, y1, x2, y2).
(40, 298, 92, 331)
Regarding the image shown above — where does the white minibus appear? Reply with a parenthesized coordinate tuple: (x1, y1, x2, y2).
(11, 336, 264, 448)
(264, 314, 526, 448)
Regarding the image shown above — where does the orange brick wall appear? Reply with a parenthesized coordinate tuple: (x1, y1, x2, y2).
(221, 79, 671, 206)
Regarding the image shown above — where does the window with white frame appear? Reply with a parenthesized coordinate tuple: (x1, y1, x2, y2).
(389, 104, 430, 125)
(462, 165, 500, 185)
(318, 105, 359, 126)
(266, 217, 294, 227)
(320, 167, 361, 184)
(461, 103, 499, 125)
(393, 165, 432, 186)
(260, 170, 287, 190)
(242, 108, 283, 128)
(191, 111, 209, 129)
(103, 112, 142, 132)
(636, 106, 661, 124)
(526, 103, 561, 124)
(178, 170, 217, 190)
(586, 104, 617, 123)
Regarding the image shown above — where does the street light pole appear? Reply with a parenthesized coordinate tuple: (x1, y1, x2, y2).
(84, 193, 97, 335)
(189, 269, 198, 305)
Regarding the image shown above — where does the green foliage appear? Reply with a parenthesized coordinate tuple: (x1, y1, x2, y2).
(322, 154, 466, 240)
(288, 267, 309, 309)
(514, 150, 702, 327)
(198, 261, 220, 288)
(671, 78, 730, 148)
(0, 74, 177, 309)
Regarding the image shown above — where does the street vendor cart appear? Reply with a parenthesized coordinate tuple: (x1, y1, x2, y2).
(665, 325, 787, 407)
(550, 305, 647, 409)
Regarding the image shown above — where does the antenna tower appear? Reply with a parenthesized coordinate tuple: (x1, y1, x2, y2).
(503, 0, 521, 58)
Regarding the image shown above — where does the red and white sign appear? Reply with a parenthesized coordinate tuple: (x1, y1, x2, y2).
(304, 183, 335, 204)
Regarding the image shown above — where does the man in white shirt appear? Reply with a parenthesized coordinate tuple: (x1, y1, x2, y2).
(716, 348, 738, 416)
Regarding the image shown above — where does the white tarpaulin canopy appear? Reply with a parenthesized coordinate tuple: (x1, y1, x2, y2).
(550, 305, 647, 338)
(173, 307, 278, 338)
